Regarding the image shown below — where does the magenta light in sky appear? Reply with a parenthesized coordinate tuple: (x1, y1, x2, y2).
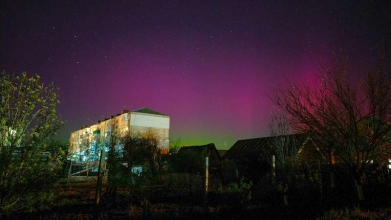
(1, 0, 390, 149)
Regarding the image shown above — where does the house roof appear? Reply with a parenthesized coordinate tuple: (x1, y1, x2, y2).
(218, 150, 228, 158)
(223, 133, 309, 160)
(178, 143, 221, 160)
(131, 107, 167, 116)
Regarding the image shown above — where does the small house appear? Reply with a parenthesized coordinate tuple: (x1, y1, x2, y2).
(173, 143, 222, 174)
(223, 134, 322, 182)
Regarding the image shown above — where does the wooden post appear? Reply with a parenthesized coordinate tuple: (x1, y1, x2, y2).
(186, 173, 190, 192)
(95, 150, 105, 205)
(204, 157, 209, 212)
(67, 161, 73, 178)
(67, 160, 73, 187)
(272, 155, 276, 185)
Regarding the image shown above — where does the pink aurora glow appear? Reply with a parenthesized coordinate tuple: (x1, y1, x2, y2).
(1, 0, 388, 148)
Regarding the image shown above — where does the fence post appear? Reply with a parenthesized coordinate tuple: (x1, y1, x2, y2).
(272, 155, 276, 185)
(67, 160, 73, 178)
(96, 150, 105, 205)
(204, 157, 209, 212)
(186, 173, 190, 192)
(67, 160, 73, 187)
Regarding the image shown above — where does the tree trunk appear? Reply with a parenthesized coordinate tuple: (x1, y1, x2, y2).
(330, 171, 335, 188)
(149, 158, 156, 175)
(329, 154, 335, 189)
(352, 168, 365, 201)
(355, 180, 365, 201)
(272, 155, 276, 185)
(283, 194, 288, 206)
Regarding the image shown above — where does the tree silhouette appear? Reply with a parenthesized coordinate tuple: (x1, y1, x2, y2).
(272, 57, 391, 200)
(0, 71, 64, 212)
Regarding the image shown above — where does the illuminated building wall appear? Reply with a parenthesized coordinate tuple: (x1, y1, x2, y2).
(69, 107, 170, 162)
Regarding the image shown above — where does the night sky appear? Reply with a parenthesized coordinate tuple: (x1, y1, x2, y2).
(1, 0, 391, 149)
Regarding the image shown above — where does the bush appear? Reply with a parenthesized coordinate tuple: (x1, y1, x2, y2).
(215, 178, 252, 207)
(0, 71, 65, 213)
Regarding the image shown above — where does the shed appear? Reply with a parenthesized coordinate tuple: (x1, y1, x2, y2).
(223, 134, 320, 182)
(174, 143, 222, 174)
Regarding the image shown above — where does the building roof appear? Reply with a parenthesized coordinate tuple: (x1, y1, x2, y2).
(218, 150, 228, 158)
(178, 143, 221, 160)
(223, 133, 309, 161)
(70, 107, 168, 134)
(132, 107, 167, 116)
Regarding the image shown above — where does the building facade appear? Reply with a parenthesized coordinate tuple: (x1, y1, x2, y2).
(69, 107, 170, 162)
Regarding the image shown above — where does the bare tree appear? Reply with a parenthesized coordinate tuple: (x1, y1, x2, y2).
(106, 132, 120, 195)
(169, 137, 182, 154)
(120, 128, 163, 175)
(272, 57, 391, 200)
(120, 132, 144, 176)
(269, 112, 298, 168)
(142, 129, 161, 174)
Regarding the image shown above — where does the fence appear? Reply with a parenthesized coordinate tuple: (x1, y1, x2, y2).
(57, 156, 391, 219)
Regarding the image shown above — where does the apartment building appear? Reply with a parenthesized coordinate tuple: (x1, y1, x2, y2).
(69, 107, 170, 162)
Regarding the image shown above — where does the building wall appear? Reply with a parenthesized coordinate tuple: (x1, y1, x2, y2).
(130, 112, 170, 153)
(130, 113, 169, 129)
